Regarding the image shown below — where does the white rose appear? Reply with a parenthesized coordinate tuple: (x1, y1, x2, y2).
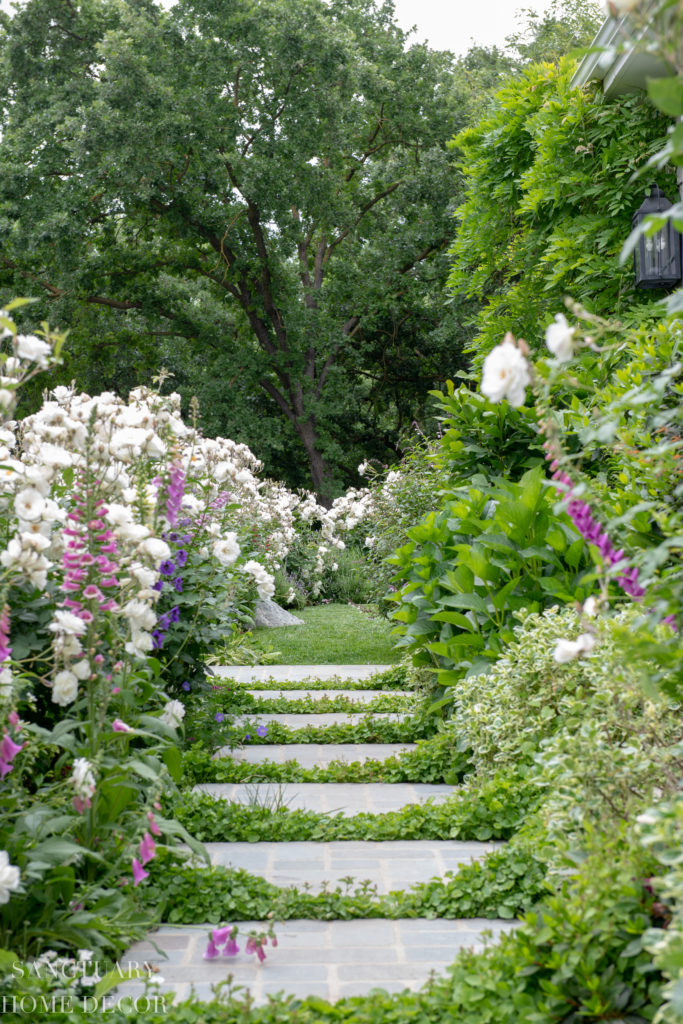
(160, 699, 185, 729)
(545, 313, 577, 362)
(139, 537, 172, 562)
(212, 534, 240, 566)
(52, 670, 79, 706)
(0, 851, 21, 904)
(14, 487, 46, 522)
(481, 336, 531, 408)
(15, 334, 52, 368)
(48, 610, 87, 636)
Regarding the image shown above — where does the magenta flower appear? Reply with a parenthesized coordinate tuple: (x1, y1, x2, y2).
(0, 734, 23, 763)
(73, 795, 91, 813)
(8, 711, 20, 730)
(138, 832, 156, 865)
(255, 942, 266, 963)
(0, 606, 12, 664)
(223, 936, 241, 957)
(203, 940, 220, 960)
(212, 926, 231, 945)
(245, 937, 256, 954)
(112, 719, 132, 733)
(147, 811, 162, 836)
(131, 858, 149, 886)
(0, 759, 12, 779)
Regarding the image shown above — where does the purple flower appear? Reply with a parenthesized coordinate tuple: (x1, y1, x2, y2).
(212, 926, 231, 945)
(152, 579, 164, 593)
(182, 681, 191, 692)
(256, 724, 268, 738)
(0, 734, 23, 763)
(215, 712, 225, 723)
(139, 832, 157, 865)
(243, 733, 251, 743)
(223, 936, 241, 957)
(160, 560, 176, 577)
(175, 549, 188, 567)
(131, 858, 149, 887)
(174, 577, 183, 593)
(158, 613, 172, 631)
(170, 606, 181, 623)
(203, 940, 220, 960)
(152, 630, 165, 651)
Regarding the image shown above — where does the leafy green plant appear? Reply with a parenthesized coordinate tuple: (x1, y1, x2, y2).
(388, 465, 589, 674)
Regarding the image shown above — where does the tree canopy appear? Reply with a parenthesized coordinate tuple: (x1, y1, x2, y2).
(0, 0, 470, 498)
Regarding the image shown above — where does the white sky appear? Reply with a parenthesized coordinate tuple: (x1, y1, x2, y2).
(0, 0, 565, 55)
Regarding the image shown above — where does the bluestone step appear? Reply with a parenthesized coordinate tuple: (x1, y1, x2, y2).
(192, 782, 453, 816)
(213, 742, 417, 767)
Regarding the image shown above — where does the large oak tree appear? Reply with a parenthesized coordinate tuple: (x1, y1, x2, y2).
(0, 0, 467, 498)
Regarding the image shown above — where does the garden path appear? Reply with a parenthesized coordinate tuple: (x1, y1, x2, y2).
(119, 665, 517, 1007)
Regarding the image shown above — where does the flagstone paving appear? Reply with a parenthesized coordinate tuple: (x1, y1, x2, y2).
(213, 665, 395, 682)
(204, 839, 503, 893)
(233, 712, 409, 728)
(243, 688, 414, 702)
(119, 662, 517, 1008)
(214, 741, 418, 766)
(120, 918, 517, 1004)
(193, 781, 456, 815)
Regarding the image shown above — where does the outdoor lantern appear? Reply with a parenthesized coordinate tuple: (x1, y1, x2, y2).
(632, 184, 682, 290)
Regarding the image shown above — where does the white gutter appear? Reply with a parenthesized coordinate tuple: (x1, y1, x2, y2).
(570, 9, 671, 98)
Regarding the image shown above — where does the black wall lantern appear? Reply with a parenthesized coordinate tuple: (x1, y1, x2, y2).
(632, 184, 682, 290)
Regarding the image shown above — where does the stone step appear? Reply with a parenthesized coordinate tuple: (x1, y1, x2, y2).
(213, 743, 417, 768)
(232, 712, 409, 729)
(243, 689, 414, 702)
(212, 665, 395, 683)
(205, 839, 501, 893)
(193, 782, 455, 816)
(118, 918, 518, 1005)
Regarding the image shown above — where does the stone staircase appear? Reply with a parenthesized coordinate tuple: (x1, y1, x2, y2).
(120, 664, 517, 1006)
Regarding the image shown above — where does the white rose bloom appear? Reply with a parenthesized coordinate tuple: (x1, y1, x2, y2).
(161, 699, 185, 728)
(212, 534, 240, 566)
(14, 487, 46, 522)
(52, 670, 79, 706)
(71, 660, 91, 681)
(553, 633, 596, 664)
(0, 389, 14, 411)
(130, 563, 158, 589)
(139, 537, 172, 563)
(123, 600, 157, 631)
(110, 427, 148, 460)
(0, 851, 21, 904)
(70, 758, 96, 799)
(545, 313, 577, 362)
(582, 596, 599, 618)
(105, 503, 134, 527)
(15, 334, 52, 368)
(365, 536, 376, 549)
(117, 522, 150, 543)
(481, 337, 531, 408)
(39, 444, 73, 469)
(48, 610, 87, 636)
(125, 630, 154, 659)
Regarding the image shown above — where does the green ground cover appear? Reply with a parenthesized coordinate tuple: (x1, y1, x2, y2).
(247, 604, 400, 664)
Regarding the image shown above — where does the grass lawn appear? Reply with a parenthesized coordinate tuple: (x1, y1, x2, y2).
(249, 603, 401, 664)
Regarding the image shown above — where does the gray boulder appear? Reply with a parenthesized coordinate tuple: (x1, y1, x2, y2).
(253, 598, 304, 628)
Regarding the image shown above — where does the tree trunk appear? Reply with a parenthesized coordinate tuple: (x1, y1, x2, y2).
(296, 417, 333, 507)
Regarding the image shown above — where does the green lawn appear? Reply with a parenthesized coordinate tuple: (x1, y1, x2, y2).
(249, 603, 401, 665)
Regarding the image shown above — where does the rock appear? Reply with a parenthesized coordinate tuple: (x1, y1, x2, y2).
(253, 598, 304, 628)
